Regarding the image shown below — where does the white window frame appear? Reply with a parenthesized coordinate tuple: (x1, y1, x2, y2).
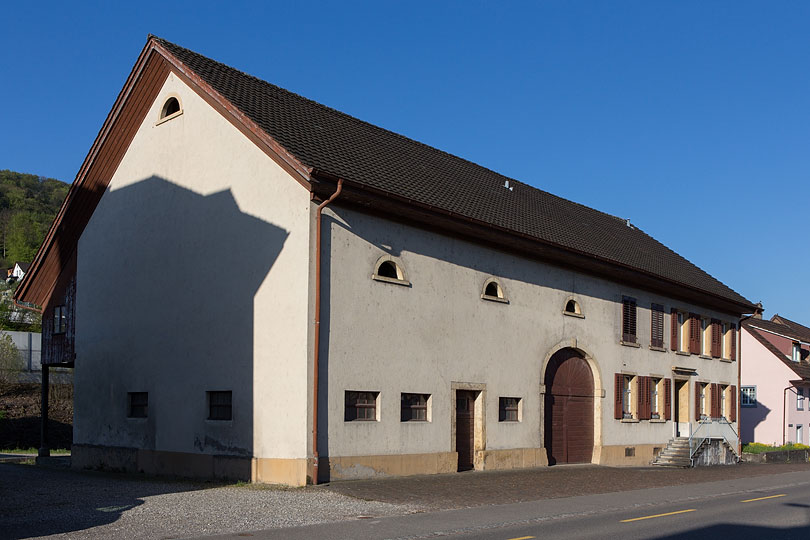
(793, 343, 802, 363)
(650, 378, 660, 419)
(798, 424, 804, 445)
(798, 388, 805, 411)
(622, 375, 634, 419)
(741, 386, 757, 407)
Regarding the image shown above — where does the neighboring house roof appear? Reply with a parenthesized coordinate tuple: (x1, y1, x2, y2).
(746, 317, 810, 345)
(14, 262, 31, 273)
(15, 35, 756, 312)
(771, 314, 810, 341)
(743, 319, 810, 380)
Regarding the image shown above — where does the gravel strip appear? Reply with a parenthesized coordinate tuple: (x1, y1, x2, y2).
(0, 464, 420, 539)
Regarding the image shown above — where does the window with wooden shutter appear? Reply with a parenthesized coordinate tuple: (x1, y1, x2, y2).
(670, 309, 678, 351)
(730, 324, 737, 361)
(664, 379, 672, 420)
(614, 373, 623, 420)
(688, 313, 699, 354)
(710, 384, 718, 418)
(695, 381, 702, 421)
(651, 304, 664, 348)
(622, 297, 637, 343)
(730, 385, 737, 422)
(637, 377, 647, 420)
(711, 319, 721, 358)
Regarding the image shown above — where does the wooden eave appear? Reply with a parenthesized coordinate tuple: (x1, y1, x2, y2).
(310, 173, 756, 318)
(15, 36, 313, 309)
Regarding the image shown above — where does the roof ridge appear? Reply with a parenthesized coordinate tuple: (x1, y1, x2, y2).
(149, 35, 754, 310)
(151, 36, 631, 225)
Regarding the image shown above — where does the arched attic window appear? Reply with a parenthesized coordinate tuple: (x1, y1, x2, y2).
(371, 256, 410, 286)
(481, 278, 508, 304)
(563, 298, 584, 318)
(157, 96, 182, 122)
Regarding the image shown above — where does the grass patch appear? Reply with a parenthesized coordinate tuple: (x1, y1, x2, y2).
(1, 447, 70, 455)
(0, 410, 6, 420)
(742, 442, 810, 454)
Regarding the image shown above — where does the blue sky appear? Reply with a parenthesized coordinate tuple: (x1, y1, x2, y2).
(1, 1, 808, 322)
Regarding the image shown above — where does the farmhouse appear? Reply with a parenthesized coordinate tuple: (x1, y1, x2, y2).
(16, 36, 756, 485)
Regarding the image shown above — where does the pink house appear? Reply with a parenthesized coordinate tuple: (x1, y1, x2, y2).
(741, 315, 810, 445)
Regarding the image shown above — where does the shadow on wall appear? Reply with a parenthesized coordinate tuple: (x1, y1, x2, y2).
(76, 176, 287, 462)
(741, 402, 772, 444)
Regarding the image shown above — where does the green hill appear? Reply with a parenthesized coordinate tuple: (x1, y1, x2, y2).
(0, 170, 70, 268)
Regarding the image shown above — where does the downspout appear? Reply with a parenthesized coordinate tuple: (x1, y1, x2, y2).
(312, 178, 343, 485)
(783, 386, 790, 446)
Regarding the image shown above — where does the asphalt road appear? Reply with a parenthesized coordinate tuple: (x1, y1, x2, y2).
(207, 469, 810, 540)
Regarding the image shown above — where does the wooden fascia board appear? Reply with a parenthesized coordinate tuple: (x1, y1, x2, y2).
(16, 36, 317, 308)
(150, 40, 313, 189)
(312, 175, 755, 317)
(15, 40, 166, 309)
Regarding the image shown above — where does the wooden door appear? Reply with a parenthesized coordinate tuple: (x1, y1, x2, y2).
(456, 391, 475, 471)
(544, 349, 594, 464)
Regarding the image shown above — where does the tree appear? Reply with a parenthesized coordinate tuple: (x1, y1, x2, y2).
(6, 211, 40, 263)
(0, 332, 22, 389)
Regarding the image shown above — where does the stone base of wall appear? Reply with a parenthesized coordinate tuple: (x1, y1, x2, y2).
(476, 447, 548, 470)
(72, 444, 308, 486)
(326, 452, 458, 480)
(692, 440, 738, 466)
(596, 444, 664, 466)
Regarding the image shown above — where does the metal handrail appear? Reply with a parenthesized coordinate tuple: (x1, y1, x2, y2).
(689, 417, 739, 466)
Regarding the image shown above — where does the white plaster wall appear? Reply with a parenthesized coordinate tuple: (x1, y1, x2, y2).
(321, 207, 740, 458)
(74, 73, 311, 459)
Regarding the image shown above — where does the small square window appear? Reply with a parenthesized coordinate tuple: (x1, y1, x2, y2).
(401, 393, 429, 422)
(128, 392, 148, 418)
(499, 397, 521, 422)
(207, 391, 232, 421)
(53, 305, 67, 335)
(345, 391, 378, 421)
(741, 386, 757, 407)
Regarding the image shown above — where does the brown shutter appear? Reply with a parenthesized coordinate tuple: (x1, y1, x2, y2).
(695, 381, 702, 421)
(730, 324, 737, 361)
(622, 298, 637, 343)
(614, 373, 623, 419)
(637, 376, 644, 419)
(688, 314, 698, 354)
(671, 309, 678, 350)
(640, 377, 650, 420)
(651, 304, 664, 348)
(664, 378, 672, 420)
(711, 319, 721, 358)
(710, 383, 718, 418)
(730, 385, 737, 422)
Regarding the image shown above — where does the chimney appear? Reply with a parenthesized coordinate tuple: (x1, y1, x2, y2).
(753, 302, 763, 319)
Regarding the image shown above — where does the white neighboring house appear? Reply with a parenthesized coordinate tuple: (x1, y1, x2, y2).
(9, 262, 30, 283)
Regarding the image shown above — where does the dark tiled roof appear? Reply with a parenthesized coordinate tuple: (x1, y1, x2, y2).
(746, 318, 810, 344)
(771, 314, 810, 342)
(744, 320, 810, 380)
(154, 37, 753, 309)
(15, 262, 31, 272)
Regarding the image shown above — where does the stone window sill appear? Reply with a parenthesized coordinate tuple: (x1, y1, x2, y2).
(621, 341, 641, 348)
(649, 418, 667, 423)
(675, 351, 691, 357)
(481, 294, 509, 304)
(621, 418, 639, 423)
(371, 274, 411, 287)
(649, 346, 666, 352)
(563, 311, 585, 319)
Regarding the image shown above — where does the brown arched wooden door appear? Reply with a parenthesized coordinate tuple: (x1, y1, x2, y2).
(544, 348, 594, 464)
